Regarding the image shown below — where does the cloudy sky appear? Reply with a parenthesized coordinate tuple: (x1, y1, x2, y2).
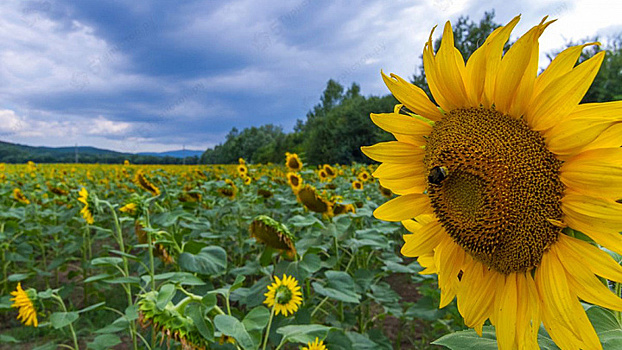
(1, 0, 621, 153)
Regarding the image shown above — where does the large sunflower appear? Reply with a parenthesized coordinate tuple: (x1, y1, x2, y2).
(362, 15, 622, 350)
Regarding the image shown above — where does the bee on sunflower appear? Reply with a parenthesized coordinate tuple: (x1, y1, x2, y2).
(362, 15, 622, 350)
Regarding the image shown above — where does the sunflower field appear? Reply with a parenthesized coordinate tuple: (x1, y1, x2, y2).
(0, 159, 465, 350)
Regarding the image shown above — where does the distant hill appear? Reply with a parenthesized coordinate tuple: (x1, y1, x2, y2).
(0, 140, 201, 164)
(137, 150, 204, 158)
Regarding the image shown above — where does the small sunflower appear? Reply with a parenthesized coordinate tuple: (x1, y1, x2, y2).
(239, 157, 246, 165)
(12, 188, 30, 205)
(318, 169, 329, 182)
(119, 202, 138, 215)
(287, 172, 303, 193)
(357, 170, 371, 182)
(378, 184, 393, 198)
(362, 15, 622, 350)
(10, 283, 38, 327)
(351, 181, 363, 190)
(302, 337, 327, 350)
(323, 164, 337, 179)
(78, 187, 94, 224)
(264, 274, 303, 317)
(237, 164, 248, 177)
(285, 152, 303, 172)
(243, 175, 252, 185)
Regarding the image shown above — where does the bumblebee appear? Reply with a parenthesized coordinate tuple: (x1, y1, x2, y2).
(428, 166, 448, 185)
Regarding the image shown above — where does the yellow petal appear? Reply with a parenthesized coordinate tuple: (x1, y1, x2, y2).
(563, 215, 622, 256)
(582, 122, 622, 152)
(370, 112, 433, 136)
(379, 176, 426, 195)
(555, 242, 622, 311)
(372, 163, 425, 180)
(423, 27, 454, 111)
(494, 19, 551, 116)
(535, 42, 600, 96)
(434, 21, 469, 108)
(360, 142, 424, 164)
(493, 274, 518, 350)
(380, 72, 443, 121)
(545, 101, 622, 156)
(401, 220, 444, 257)
(527, 51, 606, 131)
(436, 237, 464, 308)
(557, 234, 622, 283)
(373, 193, 431, 222)
(562, 193, 622, 228)
(561, 148, 622, 199)
(481, 15, 521, 108)
(457, 260, 497, 331)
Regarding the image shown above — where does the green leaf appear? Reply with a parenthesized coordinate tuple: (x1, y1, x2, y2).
(84, 274, 112, 283)
(214, 315, 255, 350)
(144, 272, 205, 285)
(50, 311, 79, 329)
(0, 335, 19, 343)
(91, 257, 123, 266)
(186, 303, 214, 342)
(433, 326, 561, 350)
(179, 246, 227, 276)
(156, 284, 176, 310)
(242, 306, 270, 331)
(102, 276, 141, 284)
(277, 324, 332, 344)
(312, 271, 361, 303)
(7, 273, 29, 282)
(587, 306, 622, 348)
(78, 301, 106, 314)
(87, 334, 122, 350)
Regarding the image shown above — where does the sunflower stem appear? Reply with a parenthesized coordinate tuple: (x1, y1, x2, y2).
(262, 305, 276, 350)
(616, 282, 622, 324)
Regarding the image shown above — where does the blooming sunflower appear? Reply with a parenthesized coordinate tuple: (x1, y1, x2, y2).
(263, 274, 303, 317)
(10, 283, 38, 327)
(237, 164, 248, 177)
(302, 337, 327, 350)
(351, 181, 363, 190)
(287, 172, 303, 193)
(361, 15, 622, 350)
(285, 152, 303, 172)
(357, 170, 371, 182)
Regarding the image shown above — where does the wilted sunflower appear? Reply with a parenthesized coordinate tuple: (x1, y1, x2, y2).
(297, 185, 332, 216)
(285, 152, 303, 171)
(287, 172, 303, 193)
(264, 274, 303, 317)
(10, 283, 38, 327)
(250, 215, 297, 258)
(78, 187, 94, 224)
(362, 15, 622, 350)
(218, 179, 237, 199)
(135, 170, 160, 196)
(302, 338, 327, 350)
(12, 188, 30, 205)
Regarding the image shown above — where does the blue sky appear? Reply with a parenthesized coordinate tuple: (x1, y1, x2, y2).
(1, 0, 621, 153)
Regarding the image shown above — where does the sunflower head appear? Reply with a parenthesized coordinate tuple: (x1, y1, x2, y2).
(263, 274, 303, 317)
(285, 152, 303, 171)
(297, 185, 332, 215)
(250, 215, 297, 258)
(10, 283, 38, 327)
(287, 172, 303, 193)
(351, 181, 363, 190)
(361, 15, 622, 350)
(237, 164, 248, 177)
(323, 164, 337, 178)
(357, 171, 371, 182)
